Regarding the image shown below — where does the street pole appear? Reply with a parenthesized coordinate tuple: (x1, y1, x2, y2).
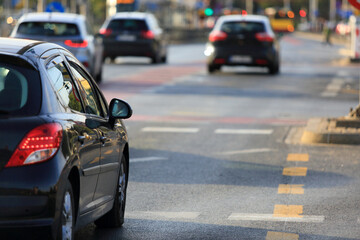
(309, 0, 318, 30)
(329, 0, 336, 23)
(246, 0, 253, 14)
(284, 0, 290, 10)
(37, 0, 44, 12)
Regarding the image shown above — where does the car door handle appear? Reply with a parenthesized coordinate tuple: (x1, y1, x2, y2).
(100, 136, 107, 144)
(78, 133, 90, 144)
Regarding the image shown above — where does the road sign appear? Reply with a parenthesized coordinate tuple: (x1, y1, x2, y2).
(45, 2, 65, 13)
(348, 0, 360, 10)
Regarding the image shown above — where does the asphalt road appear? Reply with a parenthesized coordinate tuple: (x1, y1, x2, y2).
(76, 33, 360, 240)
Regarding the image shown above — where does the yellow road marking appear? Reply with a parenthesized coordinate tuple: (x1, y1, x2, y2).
(278, 184, 304, 194)
(287, 153, 309, 162)
(283, 167, 307, 176)
(273, 205, 303, 218)
(266, 231, 299, 240)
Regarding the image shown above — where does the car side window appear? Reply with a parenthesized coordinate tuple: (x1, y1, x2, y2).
(68, 62, 103, 117)
(46, 56, 83, 112)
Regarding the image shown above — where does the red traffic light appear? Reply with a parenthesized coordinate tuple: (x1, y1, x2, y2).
(299, 10, 307, 17)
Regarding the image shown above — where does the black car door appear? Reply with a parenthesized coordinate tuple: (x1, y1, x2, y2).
(43, 51, 101, 214)
(64, 55, 121, 205)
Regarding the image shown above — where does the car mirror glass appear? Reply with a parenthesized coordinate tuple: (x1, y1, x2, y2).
(109, 98, 132, 119)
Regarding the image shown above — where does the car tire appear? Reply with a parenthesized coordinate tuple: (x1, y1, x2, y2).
(161, 55, 167, 64)
(151, 52, 161, 64)
(208, 65, 220, 74)
(268, 62, 280, 75)
(95, 155, 127, 228)
(56, 180, 75, 240)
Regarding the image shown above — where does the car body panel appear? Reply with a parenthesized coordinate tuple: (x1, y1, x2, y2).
(10, 12, 103, 82)
(100, 12, 167, 62)
(205, 15, 280, 73)
(0, 38, 131, 236)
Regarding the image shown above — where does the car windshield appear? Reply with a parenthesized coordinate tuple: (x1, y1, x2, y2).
(17, 22, 80, 36)
(220, 21, 265, 34)
(107, 19, 148, 32)
(0, 61, 41, 116)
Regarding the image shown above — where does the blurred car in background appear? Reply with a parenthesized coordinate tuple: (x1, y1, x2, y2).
(0, 37, 132, 239)
(204, 15, 280, 74)
(99, 12, 167, 64)
(10, 12, 104, 83)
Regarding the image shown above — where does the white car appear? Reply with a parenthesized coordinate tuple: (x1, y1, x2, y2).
(10, 12, 104, 83)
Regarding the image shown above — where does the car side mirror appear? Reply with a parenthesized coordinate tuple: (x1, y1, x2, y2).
(109, 98, 132, 120)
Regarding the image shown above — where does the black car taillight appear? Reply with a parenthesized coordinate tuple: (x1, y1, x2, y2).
(5, 123, 63, 168)
(99, 28, 113, 37)
(255, 32, 274, 42)
(209, 31, 228, 42)
(141, 30, 155, 39)
(64, 39, 88, 48)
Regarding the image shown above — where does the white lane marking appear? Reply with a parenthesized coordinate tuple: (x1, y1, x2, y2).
(126, 211, 200, 220)
(321, 76, 353, 98)
(142, 127, 199, 133)
(131, 157, 168, 163)
(321, 78, 343, 97)
(215, 129, 273, 135)
(228, 213, 324, 223)
(219, 148, 276, 155)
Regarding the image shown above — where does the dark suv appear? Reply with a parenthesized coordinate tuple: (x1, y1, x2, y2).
(205, 15, 280, 74)
(99, 12, 167, 64)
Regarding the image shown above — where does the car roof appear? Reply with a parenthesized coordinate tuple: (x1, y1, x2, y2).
(217, 14, 270, 23)
(111, 12, 153, 20)
(18, 12, 85, 24)
(0, 37, 44, 55)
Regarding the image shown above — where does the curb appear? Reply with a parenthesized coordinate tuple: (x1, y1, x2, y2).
(301, 118, 360, 145)
(293, 31, 351, 48)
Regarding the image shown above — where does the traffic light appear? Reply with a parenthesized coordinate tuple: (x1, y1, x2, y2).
(204, 8, 214, 16)
(299, 9, 307, 18)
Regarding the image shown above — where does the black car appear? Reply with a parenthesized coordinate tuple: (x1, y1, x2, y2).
(204, 15, 280, 74)
(99, 12, 167, 64)
(0, 37, 132, 239)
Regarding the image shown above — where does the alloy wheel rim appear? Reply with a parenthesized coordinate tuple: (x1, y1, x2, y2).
(62, 191, 73, 240)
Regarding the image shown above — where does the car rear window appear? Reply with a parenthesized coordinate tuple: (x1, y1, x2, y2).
(17, 22, 80, 36)
(220, 21, 265, 34)
(0, 59, 41, 117)
(107, 19, 148, 32)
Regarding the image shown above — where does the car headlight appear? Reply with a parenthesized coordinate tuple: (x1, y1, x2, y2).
(204, 44, 215, 57)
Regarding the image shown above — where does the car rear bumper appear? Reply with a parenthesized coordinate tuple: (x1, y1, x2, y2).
(206, 44, 278, 66)
(103, 40, 157, 58)
(0, 158, 61, 228)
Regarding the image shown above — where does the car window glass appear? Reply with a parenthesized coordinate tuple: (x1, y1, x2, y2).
(0, 66, 28, 111)
(108, 19, 148, 32)
(46, 57, 83, 112)
(69, 63, 103, 117)
(17, 22, 80, 36)
(97, 89, 108, 117)
(221, 21, 265, 34)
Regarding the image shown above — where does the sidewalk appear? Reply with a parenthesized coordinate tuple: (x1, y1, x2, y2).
(291, 31, 360, 145)
(301, 117, 360, 145)
(293, 31, 351, 47)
